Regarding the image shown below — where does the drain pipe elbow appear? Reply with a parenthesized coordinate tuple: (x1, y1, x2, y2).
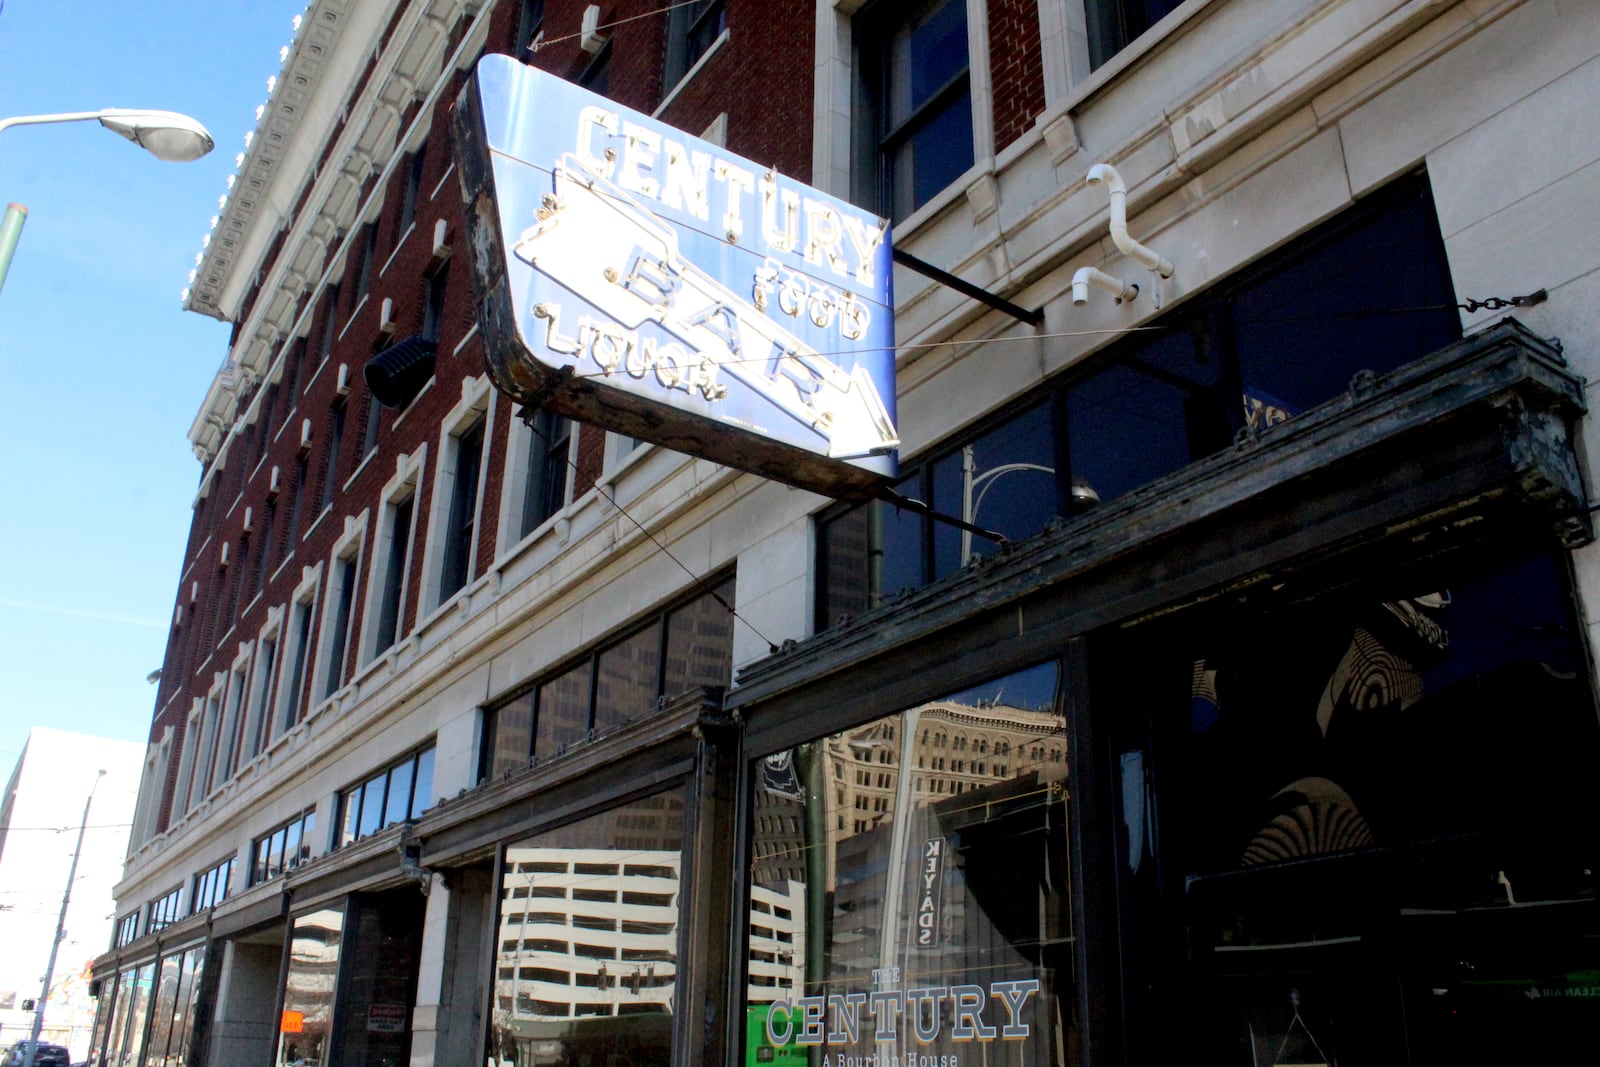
(1072, 266, 1139, 306)
(1086, 163, 1175, 278)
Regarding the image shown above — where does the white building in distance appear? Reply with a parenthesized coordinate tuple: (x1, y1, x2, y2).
(0, 729, 141, 1058)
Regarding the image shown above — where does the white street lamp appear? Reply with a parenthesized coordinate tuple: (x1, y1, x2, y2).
(0, 108, 215, 296)
(0, 108, 214, 162)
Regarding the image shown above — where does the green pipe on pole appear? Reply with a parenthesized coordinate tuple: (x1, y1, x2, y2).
(0, 203, 28, 297)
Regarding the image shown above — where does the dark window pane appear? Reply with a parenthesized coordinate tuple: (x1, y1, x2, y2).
(594, 627, 660, 731)
(662, 579, 735, 699)
(537, 664, 591, 755)
(1087, 0, 1186, 70)
(1232, 184, 1458, 421)
(894, 0, 968, 116)
(411, 747, 434, 818)
(283, 816, 304, 871)
(521, 411, 570, 537)
(931, 402, 1058, 578)
(488, 692, 534, 779)
(323, 555, 357, 699)
(440, 419, 485, 599)
(891, 89, 974, 220)
(376, 496, 414, 650)
(339, 788, 360, 849)
(1067, 327, 1222, 506)
(868, 0, 973, 219)
(819, 472, 926, 628)
(384, 758, 415, 828)
(284, 598, 314, 730)
(357, 773, 387, 839)
(268, 827, 288, 880)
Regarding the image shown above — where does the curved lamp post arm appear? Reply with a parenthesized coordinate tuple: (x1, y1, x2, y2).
(0, 111, 105, 134)
(960, 460, 1057, 562)
(0, 108, 213, 299)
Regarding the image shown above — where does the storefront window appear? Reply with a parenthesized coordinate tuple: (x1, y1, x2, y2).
(745, 662, 1078, 1065)
(167, 948, 205, 1067)
(141, 954, 181, 1067)
(486, 787, 688, 1067)
(332, 891, 427, 1067)
(277, 908, 345, 1067)
(102, 970, 134, 1067)
(108, 962, 154, 1067)
(89, 973, 121, 1067)
(113, 946, 203, 1067)
(1101, 550, 1600, 1064)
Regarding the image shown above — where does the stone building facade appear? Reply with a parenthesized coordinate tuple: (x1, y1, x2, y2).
(98, 1, 1600, 1065)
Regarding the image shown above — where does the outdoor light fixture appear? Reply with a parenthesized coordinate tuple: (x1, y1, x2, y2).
(93, 109, 216, 162)
(0, 108, 215, 162)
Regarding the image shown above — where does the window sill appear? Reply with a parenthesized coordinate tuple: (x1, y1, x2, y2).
(344, 448, 378, 491)
(390, 376, 436, 431)
(304, 503, 334, 540)
(416, 585, 472, 642)
(303, 357, 332, 395)
(1053, 0, 1217, 118)
(653, 28, 731, 119)
(379, 223, 416, 280)
(268, 549, 297, 586)
(450, 322, 480, 358)
(338, 293, 370, 343)
(273, 407, 297, 444)
(496, 508, 573, 574)
(429, 162, 457, 205)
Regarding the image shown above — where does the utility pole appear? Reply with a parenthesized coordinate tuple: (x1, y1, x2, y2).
(22, 769, 105, 1067)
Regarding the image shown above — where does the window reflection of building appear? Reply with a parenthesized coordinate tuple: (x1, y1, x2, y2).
(489, 791, 685, 1067)
(276, 909, 344, 1067)
(747, 664, 1076, 1064)
(496, 847, 681, 1022)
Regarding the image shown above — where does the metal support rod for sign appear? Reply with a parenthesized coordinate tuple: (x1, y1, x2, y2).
(877, 485, 1010, 547)
(22, 770, 105, 1067)
(892, 248, 1044, 327)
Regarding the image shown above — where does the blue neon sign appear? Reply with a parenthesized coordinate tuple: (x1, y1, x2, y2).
(455, 55, 898, 495)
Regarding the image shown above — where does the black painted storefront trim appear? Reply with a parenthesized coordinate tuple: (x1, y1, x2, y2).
(729, 319, 1588, 750)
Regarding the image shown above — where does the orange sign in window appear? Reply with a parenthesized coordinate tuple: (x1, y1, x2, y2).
(280, 1010, 304, 1034)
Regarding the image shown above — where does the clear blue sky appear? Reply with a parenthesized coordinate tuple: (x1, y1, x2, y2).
(0, 1, 306, 769)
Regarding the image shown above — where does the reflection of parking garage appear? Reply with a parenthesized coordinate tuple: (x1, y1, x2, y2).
(486, 791, 688, 1067)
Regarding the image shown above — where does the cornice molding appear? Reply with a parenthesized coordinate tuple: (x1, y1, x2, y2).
(186, 0, 489, 467)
